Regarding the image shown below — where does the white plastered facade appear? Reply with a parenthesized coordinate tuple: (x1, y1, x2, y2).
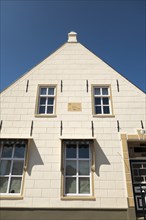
(0, 34, 145, 208)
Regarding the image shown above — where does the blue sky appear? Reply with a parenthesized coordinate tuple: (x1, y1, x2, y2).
(1, 0, 146, 92)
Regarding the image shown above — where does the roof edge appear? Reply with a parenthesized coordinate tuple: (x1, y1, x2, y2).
(80, 44, 146, 94)
(0, 42, 68, 94)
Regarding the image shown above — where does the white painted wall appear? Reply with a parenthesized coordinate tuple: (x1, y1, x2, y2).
(0, 41, 145, 208)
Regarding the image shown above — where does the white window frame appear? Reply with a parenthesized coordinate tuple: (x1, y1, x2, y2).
(93, 86, 111, 115)
(64, 141, 92, 197)
(38, 86, 56, 115)
(0, 140, 27, 196)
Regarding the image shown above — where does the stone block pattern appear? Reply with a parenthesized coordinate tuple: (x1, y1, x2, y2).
(0, 42, 145, 208)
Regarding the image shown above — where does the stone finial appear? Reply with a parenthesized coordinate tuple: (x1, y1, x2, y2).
(68, 31, 77, 43)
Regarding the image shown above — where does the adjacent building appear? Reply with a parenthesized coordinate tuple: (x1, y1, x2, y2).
(0, 32, 146, 220)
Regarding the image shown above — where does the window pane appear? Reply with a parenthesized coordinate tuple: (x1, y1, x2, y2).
(94, 88, 100, 95)
(48, 88, 54, 95)
(79, 178, 90, 194)
(47, 98, 54, 105)
(66, 144, 76, 158)
(1, 144, 13, 158)
(14, 144, 26, 158)
(9, 177, 22, 193)
(94, 97, 101, 105)
(103, 106, 110, 114)
(0, 160, 11, 175)
(39, 106, 45, 114)
(79, 161, 90, 175)
(66, 160, 76, 175)
(40, 88, 47, 95)
(95, 106, 102, 114)
(0, 177, 8, 193)
(103, 97, 109, 105)
(40, 97, 46, 105)
(102, 88, 108, 95)
(65, 177, 76, 194)
(12, 161, 24, 175)
(79, 144, 89, 158)
(47, 106, 53, 114)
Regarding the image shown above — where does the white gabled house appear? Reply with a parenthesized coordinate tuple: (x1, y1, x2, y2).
(0, 32, 146, 220)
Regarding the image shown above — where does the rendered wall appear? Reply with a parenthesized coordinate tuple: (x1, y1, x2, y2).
(0, 42, 145, 208)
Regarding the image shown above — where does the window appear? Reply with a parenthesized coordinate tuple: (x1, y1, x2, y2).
(0, 140, 27, 196)
(93, 86, 112, 115)
(37, 86, 56, 115)
(62, 140, 93, 197)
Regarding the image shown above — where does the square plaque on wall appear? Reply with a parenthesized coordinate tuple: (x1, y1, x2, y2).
(68, 103, 82, 111)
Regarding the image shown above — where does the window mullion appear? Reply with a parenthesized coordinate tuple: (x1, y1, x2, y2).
(76, 143, 79, 195)
(7, 145, 14, 193)
(6, 176, 11, 194)
(53, 95, 55, 114)
(45, 97, 48, 114)
(53, 88, 55, 114)
(45, 87, 48, 114)
(109, 96, 111, 113)
(101, 97, 104, 114)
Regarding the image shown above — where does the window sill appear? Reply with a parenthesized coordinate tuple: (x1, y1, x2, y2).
(0, 196, 23, 200)
(61, 196, 96, 201)
(34, 114, 57, 118)
(93, 114, 115, 118)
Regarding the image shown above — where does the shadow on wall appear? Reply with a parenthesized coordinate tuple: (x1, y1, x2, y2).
(27, 140, 44, 176)
(94, 140, 110, 176)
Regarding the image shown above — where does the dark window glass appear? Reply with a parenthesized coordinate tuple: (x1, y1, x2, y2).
(40, 97, 46, 105)
(48, 88, 54, 95)
(133, 169, 138, 176)
(0, 177, 8, 193)
(134, 147, 146, 153)
(94, 88, 100, 95)
(12, 161, 24, 175)
(65, 177, 76, 194)
(79, 144, 89, 158)
(39, 106, 45, 114)
(1, 145, 13, 158)
(134, 176, 144, 182)
(66, 144, 76, 158)
(102, 88, 108, 95)
(65, 160, 76, 175)
(79, 177, 90, 194)
(95, 97, 101, 105)
(132, 164, 141, 168)
(9, 177, 21, 193)
(0, 161, 11, 175)
(79, 161, 90, 175)
(103, 106, 110, 114)
(47, 98, 54, 105)
(103, 97, 109, 105)
(14, 144, 26, 158)
(40, 88, 47, 95)
(95, 106, 102, 114)
(47, 106, 53, 114)
(139, 169, 146, 175)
